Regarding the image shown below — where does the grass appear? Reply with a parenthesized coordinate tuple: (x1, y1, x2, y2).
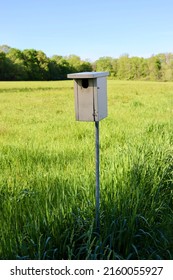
(0, 80, 172, 259)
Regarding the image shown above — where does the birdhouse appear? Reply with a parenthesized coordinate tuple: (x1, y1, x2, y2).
(67, 72, 109, 121)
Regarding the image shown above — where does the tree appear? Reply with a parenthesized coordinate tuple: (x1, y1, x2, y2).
(6, 48, 28, 80)
(22, 49, 49, 80)
(78, 61, 92, 72)
(1, 44, 173, 81)
(111, 58, 118, 77)
(128, 57, 148, 80)
(95, 57, 113, 73)
(23, 49, 41, 80)
(158, 53, 173, 81)
(117, 55, 131, 80)
(65, 55, 81, 72)
(65, 55, 93, 73)
(49, 56, 72, 80)
(36, 51, 50, 80)
(0, 51, 7, 80)
(147, 55, 162, 81)
(0, 51, 14, 80)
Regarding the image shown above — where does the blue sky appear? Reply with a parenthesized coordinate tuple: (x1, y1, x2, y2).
(1, 0, 173, 61)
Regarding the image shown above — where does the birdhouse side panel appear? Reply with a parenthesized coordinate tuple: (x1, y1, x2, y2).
(97, 77, 108, 121)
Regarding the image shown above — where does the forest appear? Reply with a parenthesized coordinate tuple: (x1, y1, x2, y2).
(0, 44, 173, 81)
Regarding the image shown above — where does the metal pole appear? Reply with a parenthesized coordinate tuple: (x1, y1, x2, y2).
(95, 121, 100, 234)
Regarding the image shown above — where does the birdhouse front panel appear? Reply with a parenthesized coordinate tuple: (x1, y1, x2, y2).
(75, 79, 95, 121)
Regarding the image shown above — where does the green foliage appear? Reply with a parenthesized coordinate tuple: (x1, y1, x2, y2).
(1, 45, 173, 81)
(0, 51, 14, 80)
(0, 80, 172, 259)
(95, 56, 113, 73)
(65, 55, 92, 73)
(0, 47, 93, 81)
(95, 53, 173, 81)
(6, 48, 28, 80)
(22, 49, 50, 80)
(49, 56, 72, 80)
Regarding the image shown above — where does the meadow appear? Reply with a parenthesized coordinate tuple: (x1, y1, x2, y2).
(0, 80, 172, 259)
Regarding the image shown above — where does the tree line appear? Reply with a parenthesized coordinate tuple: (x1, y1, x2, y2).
(0, 45, 173, 81)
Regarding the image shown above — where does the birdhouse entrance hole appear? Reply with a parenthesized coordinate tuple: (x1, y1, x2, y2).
(82, 79, 89, 89)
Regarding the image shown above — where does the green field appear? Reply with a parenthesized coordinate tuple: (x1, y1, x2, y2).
(0, 80, 172, 259)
